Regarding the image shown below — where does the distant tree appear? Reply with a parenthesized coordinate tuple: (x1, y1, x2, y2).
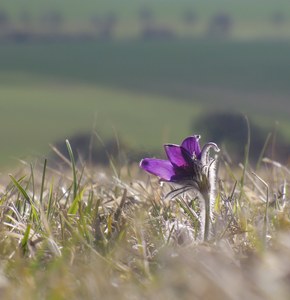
(139, 6, 173, 40)
(139, 6, 154, 24)
(0, 10, 9, 28)
(41, 10, 63, 30)
(97, 12, 118, 39)
(207, 13, 233, 37)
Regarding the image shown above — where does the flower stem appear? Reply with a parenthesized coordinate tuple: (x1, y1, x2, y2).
(204, 193, 211, 241)
(201, 191, 211, 242)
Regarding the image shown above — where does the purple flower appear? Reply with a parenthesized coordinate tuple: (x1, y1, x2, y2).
(140, 135, 219, 192)
(140, 135, 220, 241)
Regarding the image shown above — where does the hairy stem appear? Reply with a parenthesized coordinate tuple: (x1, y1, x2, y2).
(198, 191, 212, 242)
(203, 192, 211, 241)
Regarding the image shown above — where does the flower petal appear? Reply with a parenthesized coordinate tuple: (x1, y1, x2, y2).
(140, 158, 176, 181)
(181, 135, 201, 158)
(164, 144, 190, 168)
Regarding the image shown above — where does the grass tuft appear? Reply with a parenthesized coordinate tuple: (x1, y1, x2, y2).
(0, 145, 290, 299)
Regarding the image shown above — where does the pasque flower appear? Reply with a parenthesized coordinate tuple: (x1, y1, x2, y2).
(140, 135, 219, 192)
(140, 135, 220, 241)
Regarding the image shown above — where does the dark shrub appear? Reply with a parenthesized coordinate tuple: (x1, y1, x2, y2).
(50, 132, 151, 167)
(270, 12, 287, 26)
(193, 111, 268, 162)
(3, 30, 32, 42)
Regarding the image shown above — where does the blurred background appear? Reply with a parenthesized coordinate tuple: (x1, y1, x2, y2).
(0, 0, 290, 168)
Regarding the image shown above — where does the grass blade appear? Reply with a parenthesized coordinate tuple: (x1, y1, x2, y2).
(21, 223, 31, 255)
(240, 115, 250, 189)
(40, 158, 47, 205)
(9, 174, 40, 225)
(66, 139, 78, 200)
(68, 188, 84, 215)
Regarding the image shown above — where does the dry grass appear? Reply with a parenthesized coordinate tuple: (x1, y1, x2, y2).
(0, 146, 290, 299)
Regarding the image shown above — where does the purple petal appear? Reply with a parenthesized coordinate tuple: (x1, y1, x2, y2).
(140, 158, 176, 181)
(181, 135, 201, 158)
(164, 144, 190, 168)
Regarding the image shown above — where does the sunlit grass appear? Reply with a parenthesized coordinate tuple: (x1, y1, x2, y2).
(0, 139, 290, 299)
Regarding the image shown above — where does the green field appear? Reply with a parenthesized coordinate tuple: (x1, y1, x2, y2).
(1, 40, 290, 103)
(0, 83, 202, 167)
(1, 39, 290, 167)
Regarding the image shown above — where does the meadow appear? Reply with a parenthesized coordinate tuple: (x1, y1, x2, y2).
(1, 1, 290, 297)
(0, 136, 290, 299)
